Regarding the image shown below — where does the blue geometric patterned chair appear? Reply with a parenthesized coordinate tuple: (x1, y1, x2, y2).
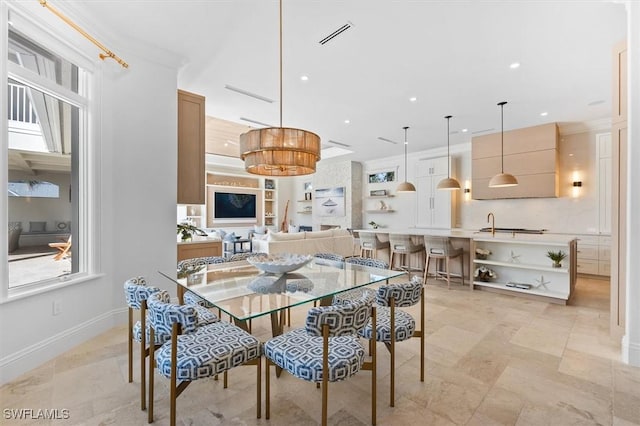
(313, 252, 345, 263)
(123, 277, 161, 411)
(147, 291, 262, 425)
(228, 251, 267, 262)
(177, 256, 226, 309)
(264, 295, 377, 426)
(331, 257, 390, 306)
(359, 275, 425, 407)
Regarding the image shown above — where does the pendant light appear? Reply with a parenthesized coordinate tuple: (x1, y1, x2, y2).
(239, 0, 321, 176)
(437, 115, 461, 190)
(396, 126, 416, 192)
(488, 101, 518, 187)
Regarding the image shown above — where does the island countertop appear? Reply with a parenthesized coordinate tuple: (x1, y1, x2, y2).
(353, 228, 577, 245)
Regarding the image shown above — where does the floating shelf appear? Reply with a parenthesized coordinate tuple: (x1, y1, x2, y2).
(297, 199, 312, 202)
(366, 195, 395, 199)
(365, 210, 396, 213)
(297, 211, 312, 214)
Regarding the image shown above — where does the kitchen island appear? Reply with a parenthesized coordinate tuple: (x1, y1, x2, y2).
(354, 228, 577, 304)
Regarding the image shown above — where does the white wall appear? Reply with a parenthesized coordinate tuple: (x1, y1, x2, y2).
(0, 3, 179, 383)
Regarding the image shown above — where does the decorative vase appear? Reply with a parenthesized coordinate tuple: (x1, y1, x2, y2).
(552, 262, 561, 268)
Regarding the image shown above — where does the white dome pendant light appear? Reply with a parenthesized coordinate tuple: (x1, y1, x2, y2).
(437, 115, 461, 190)
(488, 101, 518, 187)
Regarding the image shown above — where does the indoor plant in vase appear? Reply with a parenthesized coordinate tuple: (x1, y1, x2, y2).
(546, 250, 567, 268)
(177, 223, 206, 242)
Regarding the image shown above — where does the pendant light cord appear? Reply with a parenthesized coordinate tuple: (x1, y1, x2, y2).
(279, 0, 283, 128)
(499, 101, 506, 174)
(445, 115, 452, 178)
(403, 126, 409, 182)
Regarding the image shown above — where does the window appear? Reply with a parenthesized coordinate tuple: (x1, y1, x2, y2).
(4, 8, 92, 293)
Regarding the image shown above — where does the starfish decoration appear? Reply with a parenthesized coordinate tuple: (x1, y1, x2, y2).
(508, 250, 521, 263)
(534, 275, 550, 290)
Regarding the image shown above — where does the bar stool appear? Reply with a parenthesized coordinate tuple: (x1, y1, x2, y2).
(423, 236, 465, 289)
(358, 231, 390, 263)
(388, 234, 425, 271)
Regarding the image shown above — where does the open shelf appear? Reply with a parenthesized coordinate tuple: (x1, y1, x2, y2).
(297, 211, 312, 214)
(473, 280, 569, 301)
(365, 210, 396, 213)
(366, 195, 395, 199)
(472, 259, 568, 274)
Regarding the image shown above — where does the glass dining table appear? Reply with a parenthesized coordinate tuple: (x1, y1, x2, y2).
(159, 258, 406, 338)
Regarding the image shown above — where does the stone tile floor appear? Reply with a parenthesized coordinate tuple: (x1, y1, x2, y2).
(1, 276, 639, 425)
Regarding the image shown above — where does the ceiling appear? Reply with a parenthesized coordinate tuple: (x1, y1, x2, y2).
(65, 1, 627, 163)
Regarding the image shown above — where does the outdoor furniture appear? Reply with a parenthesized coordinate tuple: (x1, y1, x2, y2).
(8, 221, 22, 253)
(49, 235, 71, 260)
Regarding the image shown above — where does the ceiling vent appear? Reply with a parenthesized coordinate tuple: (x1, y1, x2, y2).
(327, 139, 351, 148)
(239, 117, 274, 127)
(319, 21, 353, 45)
(376, 136, 398, 145)
(225, 85, 274, 103)
(471, 128, 495, 135)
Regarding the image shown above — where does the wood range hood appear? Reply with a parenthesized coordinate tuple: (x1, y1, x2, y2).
(471, 122, 559, 200)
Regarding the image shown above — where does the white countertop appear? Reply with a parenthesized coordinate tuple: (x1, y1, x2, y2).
(177, 236, 222, 245)
(354, 228, 577, 245)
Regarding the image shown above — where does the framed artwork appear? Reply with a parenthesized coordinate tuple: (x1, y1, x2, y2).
(368, 170, 395, 184)
(314, 187, 345, 217)
(304, 181, 313, 191)
(265, 179, 275, 189)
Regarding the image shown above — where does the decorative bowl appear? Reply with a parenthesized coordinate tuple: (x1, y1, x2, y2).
(246, 253, 313, 274)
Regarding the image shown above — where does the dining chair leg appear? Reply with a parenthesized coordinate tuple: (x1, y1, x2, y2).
(223, 371, 228, 388)
(169, 325, 178, 426)
(148, 328, 155, 424)
(322, 325, 329, 426)
(265, 358, 271, 420)
(371, 306, 377, 426)
(128, 308, 133, 383)
(390, 297, 396, 407)
(140, 302, 147, 411)
(420, 287, 425, 382)
(446, 257, 451, 290)
(423, 254, 430, 285)
(389, 251, 394, 270)
(256, 357, 262, 419)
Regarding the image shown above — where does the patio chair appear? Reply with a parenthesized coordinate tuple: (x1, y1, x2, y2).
(49, 235, 71, 260)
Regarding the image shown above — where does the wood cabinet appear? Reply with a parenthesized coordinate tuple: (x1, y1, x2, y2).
(416, 156, 454, 228)
(177, 90, 205, 205)
(177, 240, 222, 262)
(471, 123, 559, 199)
(611, 40, 627, 336)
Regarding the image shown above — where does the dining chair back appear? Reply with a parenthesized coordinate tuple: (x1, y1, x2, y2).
(147, 291, 261, 425)
(264, 294, 377, 425)
(360, 275, 425, 407)
(123, 276, 160, 411)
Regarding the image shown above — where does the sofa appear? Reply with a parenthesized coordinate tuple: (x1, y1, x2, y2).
(251, 229, 354, 258)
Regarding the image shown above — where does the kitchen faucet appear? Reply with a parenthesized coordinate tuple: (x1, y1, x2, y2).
(487, 212, 495, 236)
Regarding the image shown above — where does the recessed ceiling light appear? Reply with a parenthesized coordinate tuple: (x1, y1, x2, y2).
(409, 97, 417, 102)
(461, 128, 468, 133)
(344, 119, 350, 124)
(540, 112, 548, 116)
(300, 75, 309, 81)
(569, 153, 574, 157)
(510, 62, 520, 69)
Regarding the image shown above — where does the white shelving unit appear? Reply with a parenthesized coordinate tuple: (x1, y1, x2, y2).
(365, 194, 395, 214)
(296, 199, 312, 214)
(472, 237, 577, 304)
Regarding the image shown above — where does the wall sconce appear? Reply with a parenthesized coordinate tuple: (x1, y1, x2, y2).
(463, 180, 471, 201)
(571, 172, 582, 198)
(464, 188, 471, 193)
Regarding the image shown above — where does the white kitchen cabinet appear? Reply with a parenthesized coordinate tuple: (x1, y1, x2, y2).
(576, 235, 611, 277)
(415, 156, 454, 229)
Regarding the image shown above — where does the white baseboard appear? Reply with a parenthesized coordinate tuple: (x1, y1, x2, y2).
(0, 307, 127, 385)
(621, 335, 640, 367)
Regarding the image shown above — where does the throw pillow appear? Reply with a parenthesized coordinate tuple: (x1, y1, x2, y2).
(288, 224, 298, 233)
(29, 221, 46, 233)
(216, 229, 227, 239)
(223, 232, 236, 241)
(254, 225, 267, 235)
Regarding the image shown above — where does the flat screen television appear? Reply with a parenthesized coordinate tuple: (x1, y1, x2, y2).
(214, 192, 257, 221)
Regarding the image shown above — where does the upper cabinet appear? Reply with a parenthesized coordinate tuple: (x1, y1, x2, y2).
(471, 123, 559, 200)
(612, 40, 627, 124)
(177, 90, 205, 205)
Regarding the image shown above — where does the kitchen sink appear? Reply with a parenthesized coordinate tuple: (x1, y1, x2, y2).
(478, 227, 546, 234)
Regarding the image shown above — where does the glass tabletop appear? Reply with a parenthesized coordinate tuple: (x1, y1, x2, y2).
(159, 258, 406, 322)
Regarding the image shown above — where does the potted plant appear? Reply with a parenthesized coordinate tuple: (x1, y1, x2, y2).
(368, 221, 379, 229)
(475, 247, 491, 260)
(177, 223, 206, 242)
(546, 250, 567, 268)
(474, 266, 497, 282)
